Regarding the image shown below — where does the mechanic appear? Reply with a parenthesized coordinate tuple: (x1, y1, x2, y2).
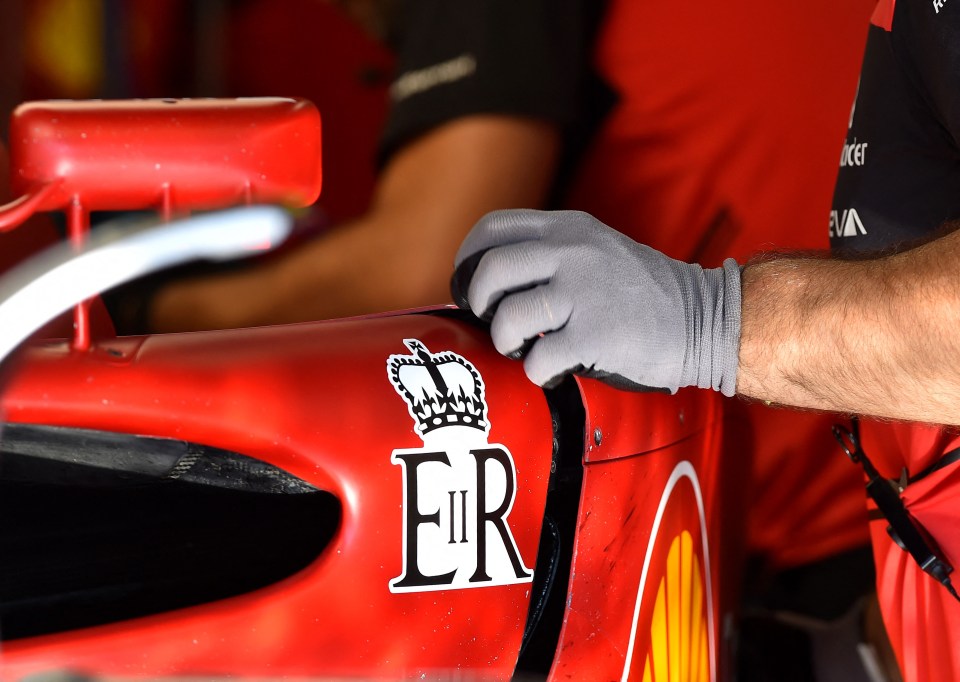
(141, 0, 605, 331)
(453, 1, 960, 680)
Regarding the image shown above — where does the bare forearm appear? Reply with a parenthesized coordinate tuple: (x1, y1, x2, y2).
(737, 229, 960, 423)
(149, 116, 560, 331)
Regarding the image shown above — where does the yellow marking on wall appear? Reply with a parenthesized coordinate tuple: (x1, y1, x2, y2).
(27, 0, 105, 97)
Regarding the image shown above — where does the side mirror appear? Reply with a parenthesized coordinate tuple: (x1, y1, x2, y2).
(4, 98, 321, 223)
(0, 97, 321, 349)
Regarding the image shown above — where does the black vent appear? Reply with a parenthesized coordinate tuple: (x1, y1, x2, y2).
(0, 424, 340, 640)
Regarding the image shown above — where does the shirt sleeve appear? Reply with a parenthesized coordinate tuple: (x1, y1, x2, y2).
(379, 0, 595, 162)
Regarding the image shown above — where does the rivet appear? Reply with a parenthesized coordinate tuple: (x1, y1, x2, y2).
(593, 427, 602, 447)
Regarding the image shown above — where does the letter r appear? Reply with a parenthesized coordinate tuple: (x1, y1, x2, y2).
(469, 447, 532, 583)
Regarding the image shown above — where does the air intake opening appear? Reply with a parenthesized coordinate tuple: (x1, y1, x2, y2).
(0, 424, 340, 640)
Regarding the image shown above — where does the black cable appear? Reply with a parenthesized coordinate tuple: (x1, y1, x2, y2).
(833, 419, 960, 603)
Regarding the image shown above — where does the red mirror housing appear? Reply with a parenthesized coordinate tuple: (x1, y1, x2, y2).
(8, 98, 322, 214)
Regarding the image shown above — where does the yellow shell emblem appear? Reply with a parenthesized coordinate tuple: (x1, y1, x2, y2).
(638, 530, 708, 682)
(623, 462, 715, 682)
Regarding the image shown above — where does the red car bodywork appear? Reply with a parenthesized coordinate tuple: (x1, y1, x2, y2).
(0, 100, 743, 681)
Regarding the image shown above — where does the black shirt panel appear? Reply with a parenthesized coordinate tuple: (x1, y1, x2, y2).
(380, 0, 597, 163)
(831, 4, 960, 254)
(900, 0, 960, 147)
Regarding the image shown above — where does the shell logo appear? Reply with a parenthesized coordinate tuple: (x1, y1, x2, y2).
(622, 462, 715, 682)
(637, 531, 709, 682)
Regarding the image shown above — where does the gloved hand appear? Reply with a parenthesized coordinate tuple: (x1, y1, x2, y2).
(451, 209, 742, 396)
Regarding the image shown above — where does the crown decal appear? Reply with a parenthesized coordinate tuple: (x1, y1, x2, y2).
(388, 339, 488, 436)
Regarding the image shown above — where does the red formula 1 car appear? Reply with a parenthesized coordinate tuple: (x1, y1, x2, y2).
(0, 99, 746, 681)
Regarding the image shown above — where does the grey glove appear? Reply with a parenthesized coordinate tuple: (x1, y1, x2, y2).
(451, 209, 742, 396)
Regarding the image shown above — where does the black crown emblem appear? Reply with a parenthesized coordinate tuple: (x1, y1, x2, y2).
(388, 339, 488, 436)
